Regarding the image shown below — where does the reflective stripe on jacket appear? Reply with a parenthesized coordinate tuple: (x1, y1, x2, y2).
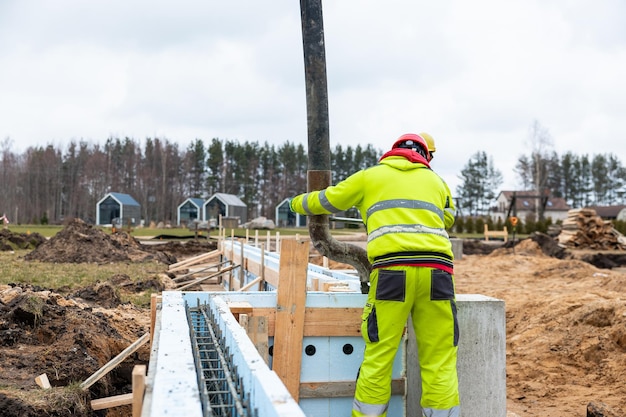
(290, 156, 456, 270)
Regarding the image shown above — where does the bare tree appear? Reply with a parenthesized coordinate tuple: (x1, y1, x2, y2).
(515, 120, 554, 220)
(0, 138, 21, 223)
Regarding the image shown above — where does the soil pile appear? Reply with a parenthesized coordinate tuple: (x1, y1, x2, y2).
(23, 219, 179, 264)
(0, 223, 218, 416)
(0, 229, 46, 251)
(24, 219, 136, 263)
(0, 278, 156, 417)
(460, 238, 501, 255)
(143, 238, 218, 258)
(455, 239, 626, 417)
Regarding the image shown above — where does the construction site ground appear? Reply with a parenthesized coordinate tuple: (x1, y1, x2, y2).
(0, 221, 625, 416)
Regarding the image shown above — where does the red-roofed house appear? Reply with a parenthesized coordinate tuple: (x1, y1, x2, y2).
(585, 205, 626, 221)
(491, 190, 571, 222)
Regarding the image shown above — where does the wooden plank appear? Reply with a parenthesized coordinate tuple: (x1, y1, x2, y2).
(272, 239, 309, 401)
(259, 243, 266, 290)
(239, 239, 245, 288)
(247, 307, 362, 337)
(149, 294, 161, 348)
(228, 301, 253, 321)
(132, 365, 146, 417)
(244, 256, 280, 288)
(328, 286, 354, 292)
(322, 281, 350, 292)
(91, 393, 133, 410)
(228, 301, 253, 312)
(239, 313, 249, 329)
(172, 260, 231, 282)
(484, 224, 508, 242)
(303, 307, 362, 336)
(239, 249, 275, 284)
(245, 315, 269, 364)
(238, 276, 262, 292)
(168, 249, 222, 272)
(299, 378, 405, 398)
(310, 277, 319, 291)
(35, 373, 51, 389)
(80, 333, 150, 390)
(173, 261, 233, 285)
(176, 264, 238, 291)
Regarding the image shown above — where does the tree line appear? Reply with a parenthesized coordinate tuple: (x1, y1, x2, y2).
(455, 121, 626, 218)
(456, 150, 626, 217)
(0, 137, 380, 225)
(3, 121, 625, 227)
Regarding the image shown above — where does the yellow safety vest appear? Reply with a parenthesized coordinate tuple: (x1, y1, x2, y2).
(290, 156, 456, 272)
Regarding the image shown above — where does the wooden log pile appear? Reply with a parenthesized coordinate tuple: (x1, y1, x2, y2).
(558, 208, 626, 250)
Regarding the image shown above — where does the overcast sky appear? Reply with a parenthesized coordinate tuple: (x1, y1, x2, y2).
(2, 0, 625, 193)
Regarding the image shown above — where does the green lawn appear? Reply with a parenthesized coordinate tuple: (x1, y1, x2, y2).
(5, 225, 65, 238)
(5, 224, 517, 241)
(4, 224, 368, 239)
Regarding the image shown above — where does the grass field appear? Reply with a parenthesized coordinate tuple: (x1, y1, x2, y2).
(4, 223, 369, 238)
(4, 223, 505, 241)
(1, 223, 505, 296)
(0, 249, 165, 291)
(0, 223, 366, 297)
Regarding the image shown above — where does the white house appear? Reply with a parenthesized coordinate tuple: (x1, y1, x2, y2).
(491, 190, 571, 223)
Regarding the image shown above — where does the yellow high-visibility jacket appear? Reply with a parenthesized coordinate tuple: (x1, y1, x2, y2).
(290, 155, 456, 272)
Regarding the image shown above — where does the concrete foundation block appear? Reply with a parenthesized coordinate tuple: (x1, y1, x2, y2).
(407, 294, 506, 417)
(451, 237, 463, 260)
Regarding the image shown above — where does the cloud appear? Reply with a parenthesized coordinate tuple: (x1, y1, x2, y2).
(1, 0, 626, 195)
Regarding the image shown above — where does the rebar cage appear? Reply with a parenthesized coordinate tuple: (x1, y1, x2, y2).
(187, 303, 253, 417)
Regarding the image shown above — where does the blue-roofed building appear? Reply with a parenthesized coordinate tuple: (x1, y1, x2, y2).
(96, 192, 141, 226)
(177, 198, 205, 226)
(203, 193, 247, 227)
(275, 198, 307, 227)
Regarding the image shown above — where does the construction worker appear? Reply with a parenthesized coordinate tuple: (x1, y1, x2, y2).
(290, 133, 459, 417)
(420, 131, 436, 161)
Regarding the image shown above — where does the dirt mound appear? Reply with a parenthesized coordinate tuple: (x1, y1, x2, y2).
(71, 275, 170, 309)
(23, 219, 176, 265)
(487, 233, 569, 259)
(484, 233, 626, 270)
(527, 231, 570, 258)
(577, 252, 626, 269)
(0, 282, 151, 416)
(24, 219, 133, 263)
(72, 281, 123, 309)
(489, 238, 545, 257)
(462, 239, 502, 255)
(455, 250, 626, 416)
(0, 229, 46, 251)
(145, 239, 218, 258)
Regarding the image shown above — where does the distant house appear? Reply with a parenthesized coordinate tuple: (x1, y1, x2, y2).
(177, 198, 205, 226)
(585, 205, 626, 221)
(203, 193, 247, 227)
(491, 190, 571, 222)
(96, 192, 141, 226)
(275, 198, 307, 228)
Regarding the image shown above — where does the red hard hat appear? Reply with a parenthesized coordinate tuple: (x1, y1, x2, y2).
(391, 133, 430, 157)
